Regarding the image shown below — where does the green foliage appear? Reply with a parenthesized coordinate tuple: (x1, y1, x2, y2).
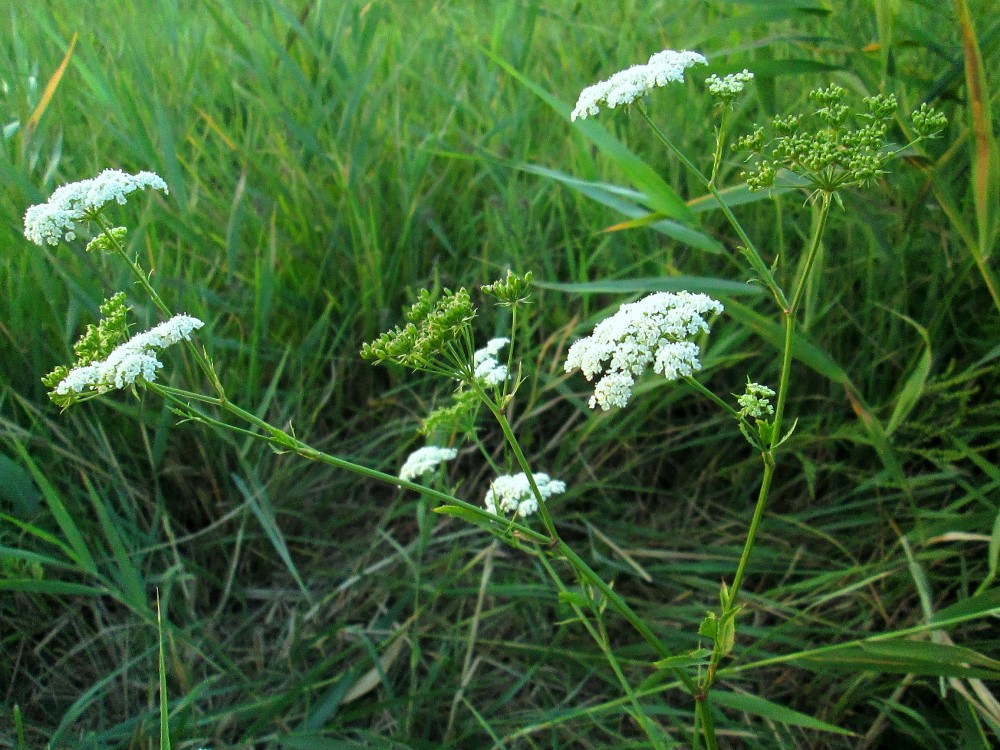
(1, 0, 998, 748)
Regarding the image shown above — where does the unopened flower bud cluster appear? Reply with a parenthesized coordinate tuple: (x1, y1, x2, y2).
(360, 288, 475, 377)
(737, 381, 775, 419)
(735, 85, 946, 193)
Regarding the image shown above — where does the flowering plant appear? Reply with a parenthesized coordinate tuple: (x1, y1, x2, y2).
(19, 37, 960, 748)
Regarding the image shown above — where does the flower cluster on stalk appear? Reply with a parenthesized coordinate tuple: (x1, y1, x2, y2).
(484, 472, 566, 517)
(42, 293, 203, 408)
(735, 85, 947, 194)
(23, 170, 168, 246)
(399, 446, 458, 481)
(360, 288, 477, 380)
(564, 292, 723, 411)
(571, 49, 707, 121)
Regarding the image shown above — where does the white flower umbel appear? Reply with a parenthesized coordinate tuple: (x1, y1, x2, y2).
(473, 337, 509, 387)
(54, 314, 203, 396)
(24, 169, 168, 246)
(399, 445, 459, 481)
(564, 292, 723, 410)
(484, 472, 566, 517)
(706, 70, 754, 98)
(571, 49, 707, 121)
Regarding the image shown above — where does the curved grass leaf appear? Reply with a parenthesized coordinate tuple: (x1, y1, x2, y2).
(711, 690, 854, 736)
(536, 276, 763, 298)
(517, 163, 722, 252)
(794, 640, 1000, 679)
(722, 299, 851, 385)
(479, 44, 694, 223)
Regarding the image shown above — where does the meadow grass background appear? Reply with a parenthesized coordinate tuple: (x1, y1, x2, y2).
(1, 0, 998, 747)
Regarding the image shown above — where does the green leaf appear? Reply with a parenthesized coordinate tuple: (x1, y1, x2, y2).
(653, 649, 712, 671)
(83, 477, 151, 617)
(0, 454, 41, 515)
(517, 164, 721, 252)
(710, 690, 854, 736)
(233, 473, 310, 600)
(932, 587, 1000, 625)
(795, 640, 1000, 679)
(536, 276, 763, 298)
(480, 45, 694, 223)
(558, 590, 590, 609)
(723, 299, 851, 384)
(699, 611, 718, 640)
(11, 442, 98, 576)
(884, 309, 932, 437)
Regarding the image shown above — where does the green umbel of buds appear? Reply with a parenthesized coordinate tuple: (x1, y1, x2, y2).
(735, 85, 947, 194)
(482, 270, 533, 307)
(911, 102, 948, 138)
(361, 287, 477, 379)
(86, 227, 128, 254)
(421, 388, 480, 438)
(42, 293, 131, 397)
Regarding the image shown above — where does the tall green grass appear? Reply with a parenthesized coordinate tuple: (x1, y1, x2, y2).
(2, 0, 998, 747)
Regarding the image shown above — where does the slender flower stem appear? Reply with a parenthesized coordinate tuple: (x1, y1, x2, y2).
(708, 109, 728, 189)
(683, 376, 740, 419)
(147, 383, 549, 545)
(769, 191, 832, 451)
(536, 552, 668, 750)
(96, 215, 225, 398)
(477, 390, 699, 694)
(635, 104, 788, 311)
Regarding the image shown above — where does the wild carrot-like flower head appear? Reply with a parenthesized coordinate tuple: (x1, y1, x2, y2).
(399, 446, 459, 481)
(571, 49, 707, 121)
(484, 472, 566, 517)
(42, 299, 203, 408)
(473, 338, 510, 387)
(23, 169, 168, 246)
(564, 292, 723, 411)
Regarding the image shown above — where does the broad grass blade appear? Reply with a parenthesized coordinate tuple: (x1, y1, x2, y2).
(711, 690, 854, 736)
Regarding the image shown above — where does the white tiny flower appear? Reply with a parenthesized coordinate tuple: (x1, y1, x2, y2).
(565, 292, 723, 411)
(571, 49, 708, 121)
(24, 169, 168, 247)
(473, 337, 509, 387)
(54, 314, 203, 396)
(484, 472, 566, 517)
(399, 445, 458, 481)
(706, 69, 754, 98)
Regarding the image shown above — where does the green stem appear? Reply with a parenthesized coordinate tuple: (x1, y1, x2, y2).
(635, 104, 788, 311)
(704, 191, 833, 694)
(708, 109, 727, 189)
(96, 215, 225, 397)
(683, 376, 740, 419)
(148, 383, 549, 545)
(478, 391, 699, 695)
(770, 191, 832, 448)
(536, 552, 668, 750)
(696, 699, 719, 750)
